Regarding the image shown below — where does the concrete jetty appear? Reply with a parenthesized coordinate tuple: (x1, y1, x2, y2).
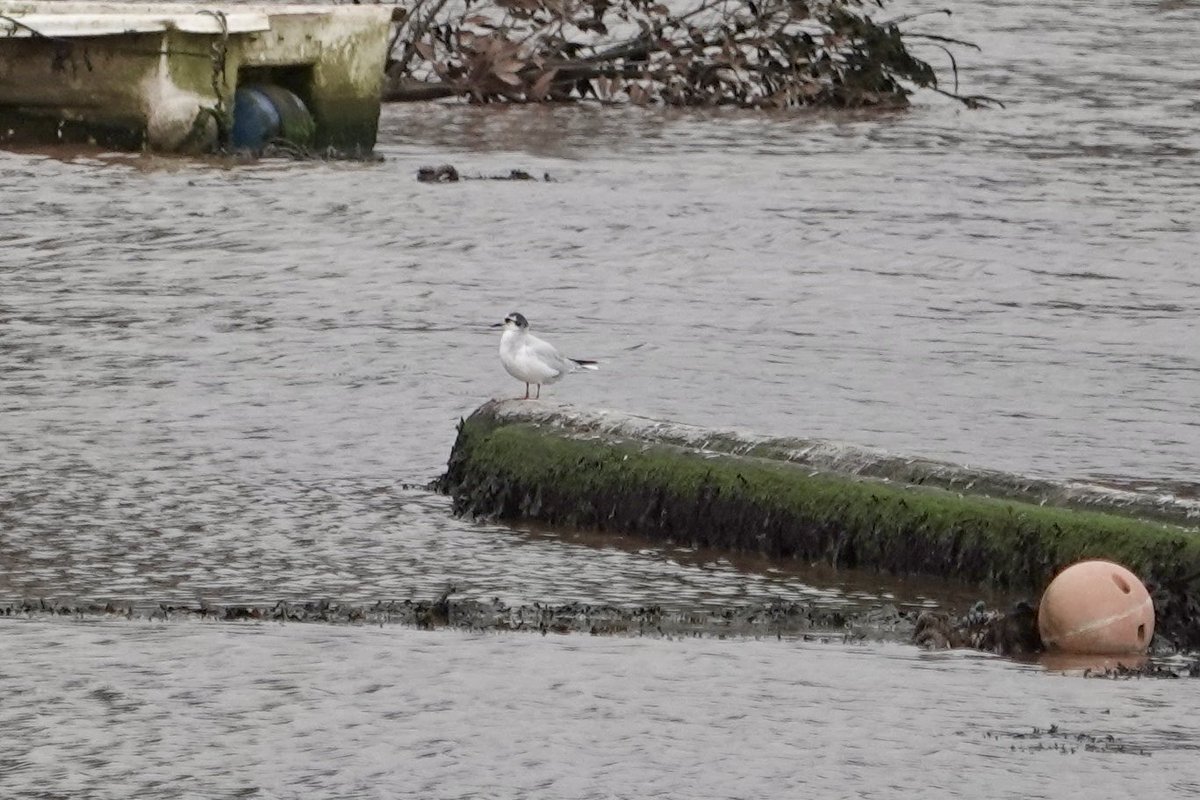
(439, 400, 1200, 650)
(0, 1, 393, 153)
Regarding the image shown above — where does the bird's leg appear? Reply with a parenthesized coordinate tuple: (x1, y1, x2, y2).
(523, 383, 530, 400)
(535, 384, 541, 400)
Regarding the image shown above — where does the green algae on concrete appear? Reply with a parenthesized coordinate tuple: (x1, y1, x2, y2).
(440, 400, 1200, 650)
(469, 402, 1200, 526)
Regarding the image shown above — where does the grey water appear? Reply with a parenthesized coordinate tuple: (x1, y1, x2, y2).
(2, 0, 1200, 796)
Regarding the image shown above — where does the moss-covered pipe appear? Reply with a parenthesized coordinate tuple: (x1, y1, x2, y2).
(439, 401, 1200, 650)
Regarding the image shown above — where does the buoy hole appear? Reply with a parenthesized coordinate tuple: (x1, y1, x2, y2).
(1137, 623, 1146, 641)
(1111, 573, 1131, 594)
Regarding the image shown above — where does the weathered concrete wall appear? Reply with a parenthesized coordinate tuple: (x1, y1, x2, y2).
(439, 400, 1200, 649)
(0, 2, 391, 153)
(0, 33, 163, 149)
(233, 9, 391, 152)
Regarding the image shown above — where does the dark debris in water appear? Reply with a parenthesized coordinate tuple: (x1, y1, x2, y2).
(221, 142, 386, 163)
(914, 600, 1042, 657)
(417, 164, 554, 183)
(915, 600, 1200, 678)
(0, 594, 909, 643)
(1075, 660, 1200, 680)
(986, 725, 1152, 756)
(6, 596, 1198, 676)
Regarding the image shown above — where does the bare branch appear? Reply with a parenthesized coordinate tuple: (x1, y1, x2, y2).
(381, 0, 999, 110)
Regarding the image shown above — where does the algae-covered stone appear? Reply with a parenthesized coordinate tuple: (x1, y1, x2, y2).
(439, 400, 1200, 650)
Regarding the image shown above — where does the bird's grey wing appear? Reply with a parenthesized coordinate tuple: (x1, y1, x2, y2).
(526, 335, 571, 373)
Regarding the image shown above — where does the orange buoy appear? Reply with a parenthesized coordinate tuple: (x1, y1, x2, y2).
(1038, 560, 1155, 655)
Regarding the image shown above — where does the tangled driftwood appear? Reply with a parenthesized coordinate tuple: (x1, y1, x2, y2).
(383, 0, 998, 109)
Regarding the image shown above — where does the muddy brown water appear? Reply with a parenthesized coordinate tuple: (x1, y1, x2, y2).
(3, 0, 1200, 796)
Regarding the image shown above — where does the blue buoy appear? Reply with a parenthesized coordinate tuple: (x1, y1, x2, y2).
(230, 86, 281, 150)
(229, 84, 315, 152)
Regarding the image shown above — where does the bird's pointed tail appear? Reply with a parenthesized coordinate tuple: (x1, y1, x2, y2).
(570, 358, 599, 371)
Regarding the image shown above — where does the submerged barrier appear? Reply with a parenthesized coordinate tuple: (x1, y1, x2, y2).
(439, 400, 1200, 650)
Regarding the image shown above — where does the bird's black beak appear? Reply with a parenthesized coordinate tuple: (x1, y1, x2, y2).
(490, 322, 503, 328)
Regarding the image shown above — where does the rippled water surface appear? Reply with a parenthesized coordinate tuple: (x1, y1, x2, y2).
(5, 622, 1200, 800)
(2, 0, 1200, 796)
